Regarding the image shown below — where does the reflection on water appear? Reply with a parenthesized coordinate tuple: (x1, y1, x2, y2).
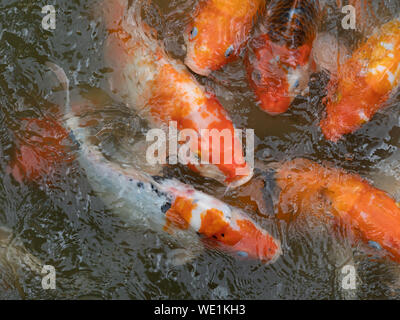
(0, 0, 399, 299)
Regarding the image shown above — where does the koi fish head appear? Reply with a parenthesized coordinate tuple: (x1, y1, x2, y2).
(246, 35, 314, 115)
(212, 207, 282, 262)
(164, 180, 281, 262)
(9, 118, 73, 183)
(184, 16, 239, 76)
(184, 0, 264, 76)
(320, 18, 400, 142)
(171, 92, 253, 188)
(320, 91, 378, 142)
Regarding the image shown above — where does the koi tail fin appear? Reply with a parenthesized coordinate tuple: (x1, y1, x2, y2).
(45, 62, 70, 116)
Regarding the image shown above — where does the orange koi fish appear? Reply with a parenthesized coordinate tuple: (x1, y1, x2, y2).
(9, 118, 73, 183)
(275, 158, 400, 263)
(245, 0, 320, 114)
(103, 0, 253, 187)
(184, 0, 265, 76)
(320, 17, 400, 142)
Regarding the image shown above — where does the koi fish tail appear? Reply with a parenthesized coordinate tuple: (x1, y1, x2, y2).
(45, 62, 70, 115)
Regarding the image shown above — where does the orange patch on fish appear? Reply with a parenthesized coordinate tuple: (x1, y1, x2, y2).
(164, 196, 196, 232)
(148, 64, 203, 123)
(199, 208, 228, 237)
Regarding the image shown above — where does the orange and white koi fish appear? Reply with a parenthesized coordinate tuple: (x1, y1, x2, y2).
(245, 0, 320, 115)
(320, 17, 400, 142)
(42, 62, 281, 263)
(184, 0, 265, 76)
(103, 0, 253, 187)
(274, 158, 400, 263)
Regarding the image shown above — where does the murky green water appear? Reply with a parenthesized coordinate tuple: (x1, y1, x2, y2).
(0, 0, 399, 299)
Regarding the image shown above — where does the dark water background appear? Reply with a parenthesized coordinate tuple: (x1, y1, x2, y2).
(0, 0, 399, 299)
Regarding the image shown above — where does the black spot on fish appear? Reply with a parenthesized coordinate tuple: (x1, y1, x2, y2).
(161, 201, 172, 214)
(150, 183, 169, 199)
(137, 182, 144, 189)
(152, 175, 164, 183)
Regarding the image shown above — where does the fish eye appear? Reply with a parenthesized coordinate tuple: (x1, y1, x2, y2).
(368, 240, 382, 250)
(225, 45, 234, 58)
(189, 27, 198, 40)
(237, 251, 248, 257)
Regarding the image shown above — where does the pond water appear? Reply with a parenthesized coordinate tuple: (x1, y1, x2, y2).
(0, 0, 399, 299)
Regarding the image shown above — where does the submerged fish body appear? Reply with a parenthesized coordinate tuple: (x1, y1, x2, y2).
(9, 118, 72, 183)
(103, 0, 253, 187)
(245, 0, 319, 114)
(274, 158, 400, 264)
(320, 17, 400, 142)
(184, 0, 265, 76)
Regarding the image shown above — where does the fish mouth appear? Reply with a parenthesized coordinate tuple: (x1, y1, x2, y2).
(229, 209, 282, 263)
(184, 55, 211, 77)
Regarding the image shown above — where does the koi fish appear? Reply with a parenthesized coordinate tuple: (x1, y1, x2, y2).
(320, 17, 400, 142)
(184, 0, 265, 76)
(245, 0, 320, 114)
(103, 0, 253, 187)
(274, 158, 400, 263)
(9, 118, 73, 183)
(45, 62, 281, 263)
